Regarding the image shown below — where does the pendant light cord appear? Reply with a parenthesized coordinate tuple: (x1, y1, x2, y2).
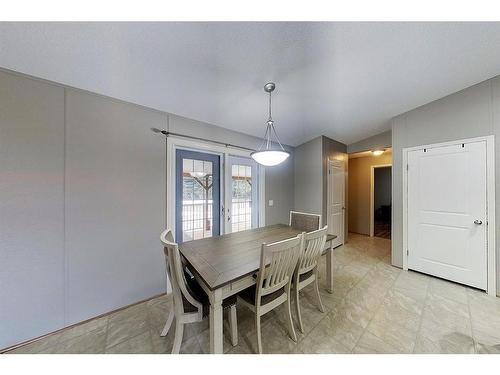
(256, 84, 287, 152)
(268, 91, 272, 122)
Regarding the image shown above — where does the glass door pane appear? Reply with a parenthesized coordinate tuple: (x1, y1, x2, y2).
(227, 156, 259, 233)
(176, 149, 220, 243)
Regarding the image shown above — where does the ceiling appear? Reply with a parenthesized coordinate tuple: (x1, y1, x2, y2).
(1, 22, 500, 146)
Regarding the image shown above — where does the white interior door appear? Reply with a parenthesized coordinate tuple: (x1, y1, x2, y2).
(328, 159, 345, 248)
(408, 141, 487, 290)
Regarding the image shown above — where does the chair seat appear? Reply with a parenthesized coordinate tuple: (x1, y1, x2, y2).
(239, 284, 286, 306)
(184, 274, 236, 317)
(299, 269, 314, 282)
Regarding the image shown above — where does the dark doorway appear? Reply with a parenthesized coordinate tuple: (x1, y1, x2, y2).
(373, 166, 391, 239)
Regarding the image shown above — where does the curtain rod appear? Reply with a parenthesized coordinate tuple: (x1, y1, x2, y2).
(151, 128, 256, 152)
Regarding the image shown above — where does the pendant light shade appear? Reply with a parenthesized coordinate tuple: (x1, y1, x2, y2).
(251, 150, 290, 166)
(251, 82, 290, 166)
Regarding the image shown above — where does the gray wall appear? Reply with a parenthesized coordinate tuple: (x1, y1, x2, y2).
(0, 69, 295, 349)
(65, 90, 167, 325)
(348, 129, 392, 154)
(293, 136, 348, 239)
(265, 154, 295, 225)
(0, 70, 65, 349)
(294, 137, 323, 215)
(391, 76, 500, 295)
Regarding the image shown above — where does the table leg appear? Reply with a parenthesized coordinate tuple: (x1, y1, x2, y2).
(209, 288, 223, 354)
(326, 241, 334, 293)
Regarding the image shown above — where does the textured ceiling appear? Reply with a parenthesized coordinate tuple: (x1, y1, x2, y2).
(1, 22, 500, 146)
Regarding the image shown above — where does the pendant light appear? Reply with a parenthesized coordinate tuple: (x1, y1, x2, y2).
(251, 82, 290, 166)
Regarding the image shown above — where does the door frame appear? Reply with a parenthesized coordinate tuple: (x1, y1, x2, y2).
(402, 135, 496, 296)
(327, 158, 345, 247)
(370, 164, 392, 237)
(166, 135, 265, 239)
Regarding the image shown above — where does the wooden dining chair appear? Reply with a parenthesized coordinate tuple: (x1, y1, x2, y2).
(293, 226, 328, 333)
(289, 210, 321, 232)
(237, 234, 303, 354)
(160, 229, 238, 353)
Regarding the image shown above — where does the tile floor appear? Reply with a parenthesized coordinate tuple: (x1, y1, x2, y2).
(6, 233, 500, 354)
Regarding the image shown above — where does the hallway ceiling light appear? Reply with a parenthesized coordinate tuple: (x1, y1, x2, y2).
(372, 149, 385, 156)
(251, 83, 290, 166)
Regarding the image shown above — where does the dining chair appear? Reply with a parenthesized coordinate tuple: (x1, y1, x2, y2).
(289, 210, 321, 232)
(293, 226, 328, 333)
(237, 234, 303, 354)
(160, 229, 238, 353)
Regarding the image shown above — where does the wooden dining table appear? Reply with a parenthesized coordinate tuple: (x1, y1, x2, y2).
(179, 223, 337, 353)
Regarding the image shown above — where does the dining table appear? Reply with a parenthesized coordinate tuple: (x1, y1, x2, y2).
(179, 223, 338, 353)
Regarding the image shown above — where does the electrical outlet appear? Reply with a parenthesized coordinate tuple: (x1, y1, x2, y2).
(268, 200, 274, 207)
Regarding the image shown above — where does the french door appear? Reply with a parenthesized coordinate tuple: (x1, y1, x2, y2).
(407, 141, 487, 289)
(225, 156, 259, 233)
(175, 149, 220, 243)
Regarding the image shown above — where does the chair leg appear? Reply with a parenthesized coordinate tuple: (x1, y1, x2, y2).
(161, 310, 174, 337)
(255, 314, 262, 354)
(229, 304, 238, 346)
(314, 274, 325, 313)
(172, 319, 184, 354)
(286, 285, 298, 342)
(295, 281, 304, 333)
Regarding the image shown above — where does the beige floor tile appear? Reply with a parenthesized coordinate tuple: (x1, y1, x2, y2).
(7, 332, 62, 354)
(392, 271, 429, 302)
(413, 333, 475, 354)
(295, 323, 351, 354)
(178, 336, 203, 354)
(345, 284, 387, 316)
(353, 331, 401, 354)
(475, 341, 500, 354)
(468, 288, 500, 313)
(196, 323, 234, 354)
(291, 288, 328, 334)
(108, 302, 149, 324)
(428, 278, 468, 305)
(106, 314, 149, 349)
(106, 331, 153, 354)
(383, 289, 424, 316)
(366, 317, 417, 353)
(371, 298, 421, 333)
(334, 298, 376, 329)
(58, 316, 109, 343)
(314, 311, 364, 350)
(54, 326, 107, 354)
(472, 318, 500, 353)
(423, 295, 471, 333)
(240, 319, 299, 354)
(416, 315, 474, 354)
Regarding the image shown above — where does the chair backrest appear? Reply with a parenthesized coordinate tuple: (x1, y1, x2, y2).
(289, 211, 321, 232)
(255, 234, 303, 304)
(160, 229, 203, 318)
(297, 226, 328, 275)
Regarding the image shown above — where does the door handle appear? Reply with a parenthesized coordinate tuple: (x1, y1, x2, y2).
(474, 220, 483, 225)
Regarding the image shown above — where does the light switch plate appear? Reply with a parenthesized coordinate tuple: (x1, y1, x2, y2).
(268, 200, 274, 207)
